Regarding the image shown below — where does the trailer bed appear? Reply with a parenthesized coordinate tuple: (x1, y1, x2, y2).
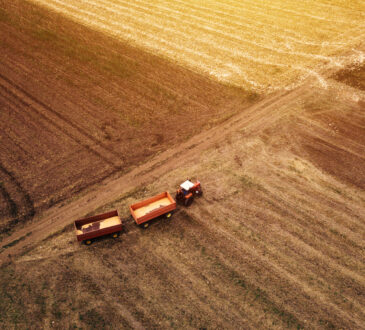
(130, 192, 176, 225)
(134, 197, 172, 218)
(74, 210, 122, 242)
(76, 216, 121, 235)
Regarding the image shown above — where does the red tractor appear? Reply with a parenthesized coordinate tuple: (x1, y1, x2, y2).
(175, 180, 203, 206)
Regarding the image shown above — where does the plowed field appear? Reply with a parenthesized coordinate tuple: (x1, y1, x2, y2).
(1, 0, 365, 329)
(1, 79, 364, 328)
(0, 0, 254, 237)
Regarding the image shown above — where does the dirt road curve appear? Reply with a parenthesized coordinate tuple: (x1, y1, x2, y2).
(0, 81, 305, 263)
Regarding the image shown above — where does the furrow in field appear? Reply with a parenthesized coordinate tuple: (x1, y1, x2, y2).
(99, 0, 347, 73)
(0, 74, 122, 170)
(300, 0, 365, 13)
(269, 178, 365, 241)
(168, 0, 354, 38)
(34, 0, 267, 88)
(83, 0, 308, 77)
(221, 212, 365, 319)
(30, 0, 365, 90)
(224, 185, 365, 280)
(242, 221, 365, 319)
(0, 90, 72, 162)
(157, 0, 346, 48)
(1, 46, 120, 138)
(145, 229, 296, 328)
(111, 0, 340, 53)
(1, 39, 134, 133)
(249, 188, 365, 280)
(245, 186, 365, 259)
(189, 205, 363, 328)
(229, 0, 363, 24)
(173, 0, 364, 56)
(82, 237, 244, 328)
(33, 0, 316, 89)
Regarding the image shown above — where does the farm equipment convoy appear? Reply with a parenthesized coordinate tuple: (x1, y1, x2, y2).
(74, 181, 202, 244)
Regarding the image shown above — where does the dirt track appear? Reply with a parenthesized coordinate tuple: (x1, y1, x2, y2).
(1, 62, 363, 257)
(0, 87, 293, 259)
(1, 66, 365, 328)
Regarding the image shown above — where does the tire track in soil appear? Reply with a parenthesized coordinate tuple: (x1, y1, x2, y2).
(188, 204, 364, 329)
(0, 81, 309, 261)
(0, 86, 120, 209)
(0, 57, 354, 261)
(0, 162, 35, 235)
(0, 182, 18, 218)
(0, 73, 127, 233)
(0, 73, 124, 170)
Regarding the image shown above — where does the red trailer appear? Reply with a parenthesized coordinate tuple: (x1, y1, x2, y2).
(74, 210, 122, 245)
(130, 191, 176, 228)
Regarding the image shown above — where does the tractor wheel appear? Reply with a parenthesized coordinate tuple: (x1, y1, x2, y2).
(112, 232, 119, 238)
(184, 196, 193, 207)
(84, 239, 92, 245)
(175, 192, 183, 204)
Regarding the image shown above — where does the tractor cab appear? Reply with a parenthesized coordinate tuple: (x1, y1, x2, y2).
(180, 180, 195, 195)
(176, 179, 203, 206)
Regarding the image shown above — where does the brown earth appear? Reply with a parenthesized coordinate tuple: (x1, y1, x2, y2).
(1, 1, 365, 329)
(0, 0, 256, 238)
(1, 75, 364, 328)
(333, 63, 365, 91)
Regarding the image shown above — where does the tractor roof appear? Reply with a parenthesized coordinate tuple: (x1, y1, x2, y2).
(180, 180, 194, 191)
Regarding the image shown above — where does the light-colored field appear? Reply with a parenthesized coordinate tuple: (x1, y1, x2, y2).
(30, 0, 365, 91)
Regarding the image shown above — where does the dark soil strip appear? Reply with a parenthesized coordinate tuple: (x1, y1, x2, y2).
(333, 63, 365, 91)
(0, 163, 35, 236)
(0, 74, 124, 170)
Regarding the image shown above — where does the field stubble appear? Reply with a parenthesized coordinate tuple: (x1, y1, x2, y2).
(30, 0, 365, 90)
(2, 81, 365, 328)
(0, 0, 365, 329)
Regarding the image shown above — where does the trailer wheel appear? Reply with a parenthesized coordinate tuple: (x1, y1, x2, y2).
(85, 239, 92, 245)
(166, 212, 173, 219)
(142, 222, 149, 229)
(112, 232, 119, 238)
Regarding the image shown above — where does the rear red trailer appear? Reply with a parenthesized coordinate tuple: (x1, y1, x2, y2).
(130, 191, 176, 228)
(74, 210, 122, 245)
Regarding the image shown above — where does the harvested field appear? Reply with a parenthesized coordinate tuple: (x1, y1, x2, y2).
(0, 0, 255, 237)
(1, 82, 364, 329)
(29, 0, 365, 90)
(1, 0, 365, 329)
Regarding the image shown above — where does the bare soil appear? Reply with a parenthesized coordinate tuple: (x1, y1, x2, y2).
(333, 63, 365, 91)
(0, 1, 364, 329)
(1, 75, 364, 328)
(0, 0, 256, 238)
